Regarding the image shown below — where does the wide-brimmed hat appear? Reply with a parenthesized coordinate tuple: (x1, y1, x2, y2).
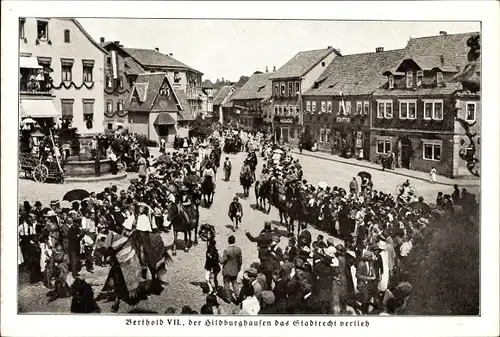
(378, 240, 387, 250)
(45, 210, 56, 217)
(324, 246, 337, 258)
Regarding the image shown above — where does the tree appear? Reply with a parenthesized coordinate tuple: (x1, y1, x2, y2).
(189, 116, 213, 139)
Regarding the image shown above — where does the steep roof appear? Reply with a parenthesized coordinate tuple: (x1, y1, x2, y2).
(270, 47, 340, 80)
(123, 47, 202, 74)
(127, 73, 166, 111)
(202, 79, 214, 88)
(304, 49, 405, 96)
(124, 57, 145, 75)
(230, 72, 274, 100)
(174, 89, 194, 121)
(212, 85, 234, 106)
(70, 19, 107, 54)
(403, 32, 480, 70)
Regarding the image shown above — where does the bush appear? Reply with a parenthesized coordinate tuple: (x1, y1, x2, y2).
(135, 134, 158, 147)
(300, 132, 315, 151)
(189, 116, 213, 139)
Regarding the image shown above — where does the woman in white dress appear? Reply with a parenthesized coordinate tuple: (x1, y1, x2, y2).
(429, 166, 437, 183)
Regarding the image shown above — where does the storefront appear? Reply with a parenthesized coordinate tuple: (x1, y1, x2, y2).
(330, 116, 370, 159)
(274, 116, 299, 144)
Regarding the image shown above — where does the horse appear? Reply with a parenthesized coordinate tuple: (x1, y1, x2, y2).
(254, 180, 272, 214)
(240, 167, 254, 198)
(97, 230, 171, 312)
(286, 195, 307, 238)
(166, 202, 199, 255)
(201, 175, 215, 207)
(271, 180, 289, 227)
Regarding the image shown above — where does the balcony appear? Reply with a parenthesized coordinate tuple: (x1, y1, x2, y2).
(20, 69, 54, 96)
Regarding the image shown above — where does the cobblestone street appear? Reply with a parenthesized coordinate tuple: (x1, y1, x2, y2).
(17, 148, 479, 313)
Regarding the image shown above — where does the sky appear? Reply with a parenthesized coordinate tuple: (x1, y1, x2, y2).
(78, 19, 479, 82)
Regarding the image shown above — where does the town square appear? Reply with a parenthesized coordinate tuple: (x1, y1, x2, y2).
(15, 17, 482, 317)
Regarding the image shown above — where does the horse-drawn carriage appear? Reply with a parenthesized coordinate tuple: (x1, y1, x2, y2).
(19, 153, 64, 183)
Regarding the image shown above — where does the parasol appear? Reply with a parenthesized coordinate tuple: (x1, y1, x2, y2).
(273, 149, 283, 154)
(20, 118, 36, 126)
(408, 201, 429, 211)
(317, 181, 329, 189)
(63, 189, 90, 202)
(357, 171, 372, 180)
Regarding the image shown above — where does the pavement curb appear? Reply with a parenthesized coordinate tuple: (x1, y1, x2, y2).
(291, 150, 480, 188)
(64, 172, 128, 183)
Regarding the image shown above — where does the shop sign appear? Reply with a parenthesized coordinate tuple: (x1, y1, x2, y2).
(336, 117, 351, 123)
(280, 117, 294, 124)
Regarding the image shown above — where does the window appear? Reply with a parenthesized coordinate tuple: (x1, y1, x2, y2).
(288, 82, 293, 96)
(83, 99, 94, 117)
(466, 102, 476, 121)
(107, 56, 112, 65)
(423, 100, 444, 120)
(306, 101, 311, 112)
(278, 105, 282, 115)
(288, 105, 293, 116)
(346, 102, 352, 115)
(339, 101, 345, 115)
(106, 100, 113, 113)
(117, 100, 123, 111)
(61, 64, 72, 82)
(82, 61, 93, 82)
(106, 76, 112, 88)
(280, 82, 285, 96)
(321, 61, 326, 67)
(174, 71, 181, 83)
(423, 140, 442, 161)
(321, 101, 326, 113)
(311, 101, 316, 113)
(436, 72, 444, 86)
(19, 19, 25, 39)
(377, 100, 393, 118)
(118, 77, 123, 88)
(37, 20, 48, 41)
(326, 130, 331, 143)
(282, 105, 287, 116)
(327, 101, 332, 113)
(356, 101, 362, 115)
(376, 139, 392, 154)
(274, 105, 279, 116)
(363, 101, 369, 115)
(295, 105, 300, 116)
(61, 100, 74, 118)
(274, 83, 279, 96)
(320, 129, 325, 142)
(64, 29, 70, 43)
(295, 81, 300, 94)
(416, 70, 423, 87)
(399, 101, 417, 119)
(388, 75, 394, 89)
(406, 71, 413, 88)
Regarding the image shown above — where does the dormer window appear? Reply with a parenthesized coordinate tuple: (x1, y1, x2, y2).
(416, 70, 423, 87)
(406, 71, 413, 88)
(436, 72, 444, 86)
(388, 75, 394, 89)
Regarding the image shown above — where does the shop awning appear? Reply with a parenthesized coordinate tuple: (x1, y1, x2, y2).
(20, 99, 60, 119)
(20, 56, 42, 69)
(154, 112, 176, 125)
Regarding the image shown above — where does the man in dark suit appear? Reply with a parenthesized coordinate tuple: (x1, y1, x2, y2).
(220, 235, 242, 302)
(68, 220, 84, 278)
(245, 222, 273, 266)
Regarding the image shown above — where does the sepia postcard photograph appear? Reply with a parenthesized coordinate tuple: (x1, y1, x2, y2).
(1, 1, 499, 337)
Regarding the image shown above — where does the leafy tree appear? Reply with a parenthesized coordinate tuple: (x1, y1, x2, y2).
(189, 116, 213, 139)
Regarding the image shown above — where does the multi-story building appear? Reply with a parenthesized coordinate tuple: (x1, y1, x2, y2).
(229, 71, 274, 131)
(201, 82, 214, 119)
(302, 48, 404, 158)
(125, 73, 193, 144)
(121, 46, 204, 118)
(269, 47, 341, 144)
(371, 31, 480, 178)
(212, 85, 236, 124)
(19, 18, 106, 135)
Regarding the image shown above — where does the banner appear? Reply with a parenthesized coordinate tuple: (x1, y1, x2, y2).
(111, 50, 118, 79)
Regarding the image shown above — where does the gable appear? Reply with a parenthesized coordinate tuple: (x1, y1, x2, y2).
(151, 80, 181, 112)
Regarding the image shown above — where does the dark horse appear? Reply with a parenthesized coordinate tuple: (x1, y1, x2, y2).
(240, 166, 254, 198)
(271, 180, 289, 227)
(286, 188, 307, 238)
(166, 202, 199, 255)
(254, 180, 272, 214)
(201, 175, 215, 207)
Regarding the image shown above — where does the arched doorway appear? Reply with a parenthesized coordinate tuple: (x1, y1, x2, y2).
(398, 137, 412, 169)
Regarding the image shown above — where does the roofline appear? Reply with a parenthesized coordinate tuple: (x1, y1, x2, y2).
(409, 31, 480, 40)
(123, 47, 203, 75)
(70, 19, 107, 54)
(269, 48, 340, 80)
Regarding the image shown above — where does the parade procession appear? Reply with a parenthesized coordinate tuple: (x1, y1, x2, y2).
(15, 17, 482, 318)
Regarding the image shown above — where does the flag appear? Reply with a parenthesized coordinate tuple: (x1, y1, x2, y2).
(339, 91, 346, 116)
(111, 50, 118, 79)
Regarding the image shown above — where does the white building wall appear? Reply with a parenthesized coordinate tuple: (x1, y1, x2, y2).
(301, 51, 338, 93)
(20, 18, 106, 135)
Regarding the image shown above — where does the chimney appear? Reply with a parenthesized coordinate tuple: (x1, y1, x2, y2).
(327, 45, 333, 49)
(439, 31, 447, 36)
(376, 47, 384, 53)
(169, 53, 173, 57)
(265, 66, 269, 73)
(100, 37, 105, 43)
(273, 66, 276, 72)
(114, 41, 120, 45)
(155, 47, 159, 52)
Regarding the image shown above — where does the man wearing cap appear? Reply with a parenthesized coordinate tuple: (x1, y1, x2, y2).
(312, 246, 337, 313)
(237, 268, 262, 304)
(259, 290, 277, 314)
(245, 222, 274, 266)
(263, 236, 283, 289)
